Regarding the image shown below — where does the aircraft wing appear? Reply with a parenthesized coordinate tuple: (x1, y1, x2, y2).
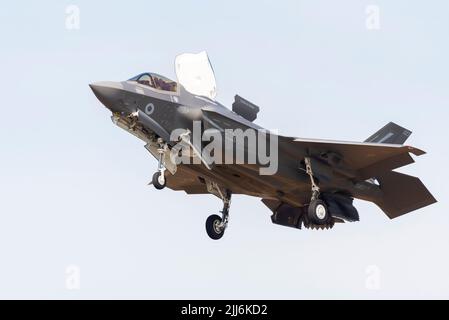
(199, 107, 421, 180)
(282, 136, 425, 180)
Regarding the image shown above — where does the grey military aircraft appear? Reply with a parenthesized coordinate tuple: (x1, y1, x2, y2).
(90, 52, 436, 240)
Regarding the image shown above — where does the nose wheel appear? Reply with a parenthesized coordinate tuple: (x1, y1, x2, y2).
(205, 189, 231, 240)
(152, 171, 166, 190)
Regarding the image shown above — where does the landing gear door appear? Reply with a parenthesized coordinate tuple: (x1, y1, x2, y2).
(175, 51, 217, 100)
(144, 142, 177, 175)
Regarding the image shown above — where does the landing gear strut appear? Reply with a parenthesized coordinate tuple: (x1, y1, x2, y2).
(152, 138, 167, 190)
(206, 189, 232, 240)
(304, 157, 330, 225)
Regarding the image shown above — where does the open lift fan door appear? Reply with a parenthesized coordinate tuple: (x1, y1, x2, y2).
(175, 51, 217, 100)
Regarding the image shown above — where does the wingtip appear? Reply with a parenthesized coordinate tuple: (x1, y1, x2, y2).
(405, 146, 426, 156)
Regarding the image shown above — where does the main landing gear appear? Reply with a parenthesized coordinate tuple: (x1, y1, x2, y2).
(304, 157, 331, 225)
(205, 188, 232, 240)
(151, 138, 168, 190)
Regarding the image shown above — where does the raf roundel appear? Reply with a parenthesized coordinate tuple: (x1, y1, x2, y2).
(145, 103, 155, 115)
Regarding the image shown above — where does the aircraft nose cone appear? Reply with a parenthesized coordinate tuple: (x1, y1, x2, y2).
(89, 81, 125, 112)
(89, 82, 101, 93)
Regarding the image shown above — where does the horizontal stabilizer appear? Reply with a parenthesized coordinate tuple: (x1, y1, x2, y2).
(365, 122, 412, 145)
(374, 171, 436, 219)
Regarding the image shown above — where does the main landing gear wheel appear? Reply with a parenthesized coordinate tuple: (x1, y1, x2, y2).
(304, 157, 330, 225)
(308, 199, 329, 225)
(205, 188, 232, 240)
(152, 171, 166, 190)
(205, 214, 225, 240)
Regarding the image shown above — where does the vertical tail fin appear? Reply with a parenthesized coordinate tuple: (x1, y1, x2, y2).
(365, 122, 412, 145)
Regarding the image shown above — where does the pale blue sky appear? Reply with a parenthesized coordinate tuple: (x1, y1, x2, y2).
(0, 0, 448, 299)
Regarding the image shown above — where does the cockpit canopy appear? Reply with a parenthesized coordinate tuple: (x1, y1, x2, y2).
(128, 73, 178, 92)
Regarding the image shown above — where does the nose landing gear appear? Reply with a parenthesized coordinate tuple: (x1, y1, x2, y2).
(151, 138, 168, 190)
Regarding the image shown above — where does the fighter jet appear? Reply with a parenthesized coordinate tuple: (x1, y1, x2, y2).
(90, 51, 436, 240)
